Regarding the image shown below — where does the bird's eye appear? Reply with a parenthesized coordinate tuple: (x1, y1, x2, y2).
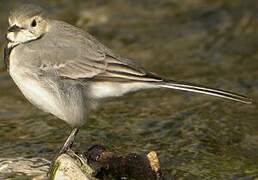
(31, 19, 37, 27)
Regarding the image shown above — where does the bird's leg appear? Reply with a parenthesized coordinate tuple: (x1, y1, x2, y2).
(59, 128, 79, 155)
(48, 128, 79, 175)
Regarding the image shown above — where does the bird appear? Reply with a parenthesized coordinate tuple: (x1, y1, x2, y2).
(4, 4, 253, 158)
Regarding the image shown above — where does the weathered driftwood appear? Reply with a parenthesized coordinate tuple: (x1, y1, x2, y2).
(50, 150, 97, 180)
(0, 157, 49, 180)
(51, 145, 163, 180)
(0, 145, 163, 179)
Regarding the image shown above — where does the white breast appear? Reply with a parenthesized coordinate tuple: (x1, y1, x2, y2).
(9, 56, 66, 121)
(8, 43, 87, 127)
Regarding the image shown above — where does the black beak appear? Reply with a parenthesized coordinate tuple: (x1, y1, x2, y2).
(8, 25, 21, 33)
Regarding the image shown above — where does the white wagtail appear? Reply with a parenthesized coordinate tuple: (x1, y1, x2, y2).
(4, 4, 253, 156)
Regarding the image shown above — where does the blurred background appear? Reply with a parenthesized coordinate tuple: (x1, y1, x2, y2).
(0, 0, 257, 179)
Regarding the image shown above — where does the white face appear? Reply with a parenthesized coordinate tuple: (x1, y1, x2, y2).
(7, 15, 47, 44)
(8, 19, 34, 43)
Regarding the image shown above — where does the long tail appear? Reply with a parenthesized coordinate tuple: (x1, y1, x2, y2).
(156, 80, 253, 104)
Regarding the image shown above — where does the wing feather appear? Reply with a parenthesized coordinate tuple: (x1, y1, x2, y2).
(36, 20, 161, 82)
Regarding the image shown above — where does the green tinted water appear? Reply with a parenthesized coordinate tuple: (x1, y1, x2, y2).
(0, 0, 257, 179)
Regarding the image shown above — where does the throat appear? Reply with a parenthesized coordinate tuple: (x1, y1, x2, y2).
(7, 41, 20, 48)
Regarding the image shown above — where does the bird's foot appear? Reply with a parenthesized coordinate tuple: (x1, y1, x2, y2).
(48, 128, 79, 177)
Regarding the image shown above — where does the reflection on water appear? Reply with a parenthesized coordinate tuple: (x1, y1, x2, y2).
(0, 0, 257, 179)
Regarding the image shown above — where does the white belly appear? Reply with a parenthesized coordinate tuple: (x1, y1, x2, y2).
(10, 67, 66, 121)
(9, 58, 87, 127)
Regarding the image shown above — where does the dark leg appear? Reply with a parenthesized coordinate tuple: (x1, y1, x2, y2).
(59, 128, 79, 154)
(48, 128, 79, 175)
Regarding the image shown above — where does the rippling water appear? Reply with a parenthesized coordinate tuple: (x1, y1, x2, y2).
(0, 0, 257, 179)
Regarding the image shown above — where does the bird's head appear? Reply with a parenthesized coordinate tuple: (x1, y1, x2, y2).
(7, 4, 49, 44)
